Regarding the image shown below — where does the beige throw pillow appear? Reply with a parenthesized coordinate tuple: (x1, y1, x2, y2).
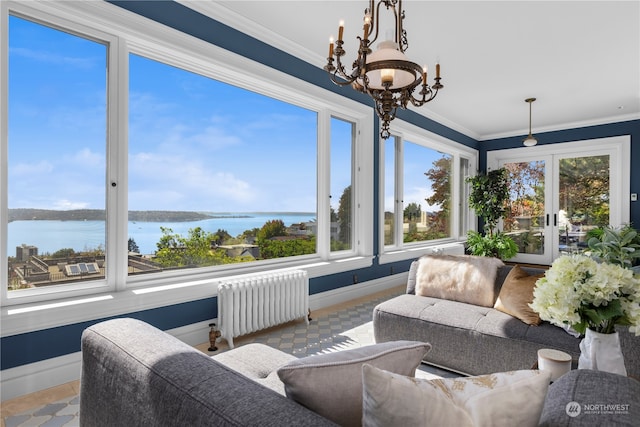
(277, 340, 431, 427)
(362, 365, 551, 427)
(415, 254, 504, 307)
(494, 265, 544, 325)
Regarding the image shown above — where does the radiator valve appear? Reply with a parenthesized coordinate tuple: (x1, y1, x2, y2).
(208, 323, 221, 352)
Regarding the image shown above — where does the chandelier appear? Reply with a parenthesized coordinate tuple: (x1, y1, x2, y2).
(523, 98, 537, 146)
(324, 0, 443, 139)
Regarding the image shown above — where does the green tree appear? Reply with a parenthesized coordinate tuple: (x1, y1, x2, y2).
(212, 229, 231, 246)
(259, 237, 316, 259)
(128, 237, 140, 253)
(257, 220, 287, 241)
(155, 226, 223, 268)
(51, 248, 75, 258)
(403, 202, 421, 222)
(425, 155, 452, 236)
(337, 185, 352, 245)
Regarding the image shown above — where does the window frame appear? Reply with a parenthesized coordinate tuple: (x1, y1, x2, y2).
(378, 119, 477, 264)
(0, 0, 374, 313)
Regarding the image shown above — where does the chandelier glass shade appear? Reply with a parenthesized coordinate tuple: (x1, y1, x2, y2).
(523, 98, 538, 147)
(324, 0, 443, 139)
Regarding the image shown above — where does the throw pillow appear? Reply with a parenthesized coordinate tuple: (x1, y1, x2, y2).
(494, 265, 545, 325)
(277, 340, 431, 427)
(414, 254, 504, 307)
(362, 365, 551, 427)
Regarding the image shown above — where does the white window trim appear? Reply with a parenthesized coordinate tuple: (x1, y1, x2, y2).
(1, 0, 374, 329)
(378, 119, 477, 264)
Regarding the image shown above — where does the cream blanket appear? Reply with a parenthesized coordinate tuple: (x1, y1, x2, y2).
(415, 255, 504, 307)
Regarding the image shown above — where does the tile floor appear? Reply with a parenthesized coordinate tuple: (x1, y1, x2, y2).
(1, 285, 458, 427)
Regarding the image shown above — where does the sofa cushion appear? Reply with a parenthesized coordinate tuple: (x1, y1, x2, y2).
(362, 365, 550, 427)
(277, 340, 431, 427)
(494, 265, 544, 325)
(414, 254, 504, 307)
(373, 294, 582, 375)
(212, 343, 296, 395)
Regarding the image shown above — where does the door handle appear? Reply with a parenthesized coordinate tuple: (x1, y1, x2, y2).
(554, 214, 557, 227)
(546, 214, 549, 226)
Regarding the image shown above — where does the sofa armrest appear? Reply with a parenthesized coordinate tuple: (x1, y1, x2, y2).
(539, 369, 640, 426)
(80, 318, 336, 427)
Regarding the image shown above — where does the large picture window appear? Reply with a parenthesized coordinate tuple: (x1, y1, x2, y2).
(127, 54, 318, 276)
(6, 15, 108, 292)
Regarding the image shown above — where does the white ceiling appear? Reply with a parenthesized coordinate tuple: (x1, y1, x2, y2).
(182, 1, 640, 141)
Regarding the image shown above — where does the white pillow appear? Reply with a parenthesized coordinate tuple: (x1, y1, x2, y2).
(277, 341, 431, 427)
(362, 365, 551, 427)
(415, 254, 504, 307)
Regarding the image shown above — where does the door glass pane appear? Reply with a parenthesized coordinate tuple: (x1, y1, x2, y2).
(558, 155, 610, 254)
(330, 118, 353, 251)
(504, 161, 545, 255)
(7, 16, 107, 292)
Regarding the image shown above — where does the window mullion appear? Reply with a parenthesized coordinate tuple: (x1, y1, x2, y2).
(109, 37, 128, 291)
(317, 111, 331, 259)
(395, 136, 404, 247)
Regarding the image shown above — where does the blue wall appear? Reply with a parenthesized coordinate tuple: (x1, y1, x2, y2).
(2, 1, 637, 370)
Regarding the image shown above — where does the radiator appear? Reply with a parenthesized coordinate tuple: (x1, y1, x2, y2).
(217, 270, 309, 349)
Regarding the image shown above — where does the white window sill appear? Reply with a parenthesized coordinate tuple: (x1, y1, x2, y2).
(378, 241, 465, 264)
(1, 256, 374, 337)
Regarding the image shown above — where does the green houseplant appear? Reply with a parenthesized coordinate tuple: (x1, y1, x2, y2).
(587, 224, 640, 271)
(466, 168, 517, 260)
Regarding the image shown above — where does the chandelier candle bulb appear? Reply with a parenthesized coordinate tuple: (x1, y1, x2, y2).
(436, 63, 440, 79)
(381, 69, 394, 85)
(329, 37, 334, 57)
(363, 13, 371, 38)
(422, 66, 427, 85)
(338, 20, 344, 41)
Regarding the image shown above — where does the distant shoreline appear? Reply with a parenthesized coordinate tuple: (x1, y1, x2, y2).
(8, 208, 314, 223)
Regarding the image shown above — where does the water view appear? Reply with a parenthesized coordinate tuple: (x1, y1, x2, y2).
(8, 212, 316, 256)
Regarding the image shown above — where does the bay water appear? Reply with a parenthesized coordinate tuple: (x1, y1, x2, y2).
(8, 212, 316, 256)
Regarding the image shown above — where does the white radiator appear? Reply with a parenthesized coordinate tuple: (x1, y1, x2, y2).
(217, 270, 309, 349)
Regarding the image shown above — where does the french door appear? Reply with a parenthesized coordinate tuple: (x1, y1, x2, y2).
(488, 136, 630, 265)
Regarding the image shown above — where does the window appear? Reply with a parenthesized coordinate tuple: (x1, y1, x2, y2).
(127, 53, 318, 276)
(6, 14, 108, 293)
(1, 2, 372, 305)
(329, 117, 354, 252)
(381, 122, 476, 255)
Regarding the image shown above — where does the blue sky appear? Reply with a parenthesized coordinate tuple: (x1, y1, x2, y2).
(8, 14, 440, 215)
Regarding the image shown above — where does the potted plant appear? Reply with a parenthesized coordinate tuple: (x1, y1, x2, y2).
(466, 168, 518, 260)
(586, 224, 640, 273)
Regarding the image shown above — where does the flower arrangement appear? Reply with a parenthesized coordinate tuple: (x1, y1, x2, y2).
(529, 254, 640, 336)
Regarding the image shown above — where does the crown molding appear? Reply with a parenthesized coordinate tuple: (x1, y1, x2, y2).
(177, 0, 327, 68)
(479, 112, 640, 141)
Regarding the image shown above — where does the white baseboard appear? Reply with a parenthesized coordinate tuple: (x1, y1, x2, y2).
(308, 272, 408, 312)
(0, 274, 406, 401)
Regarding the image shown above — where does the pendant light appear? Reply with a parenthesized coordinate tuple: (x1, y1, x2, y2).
(523, 98, 537, 147)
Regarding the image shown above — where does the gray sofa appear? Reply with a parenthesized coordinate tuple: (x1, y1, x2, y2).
(80, 318, 336, 427)
(373, 256, 640, 378)
(80, 317, 640, 426)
